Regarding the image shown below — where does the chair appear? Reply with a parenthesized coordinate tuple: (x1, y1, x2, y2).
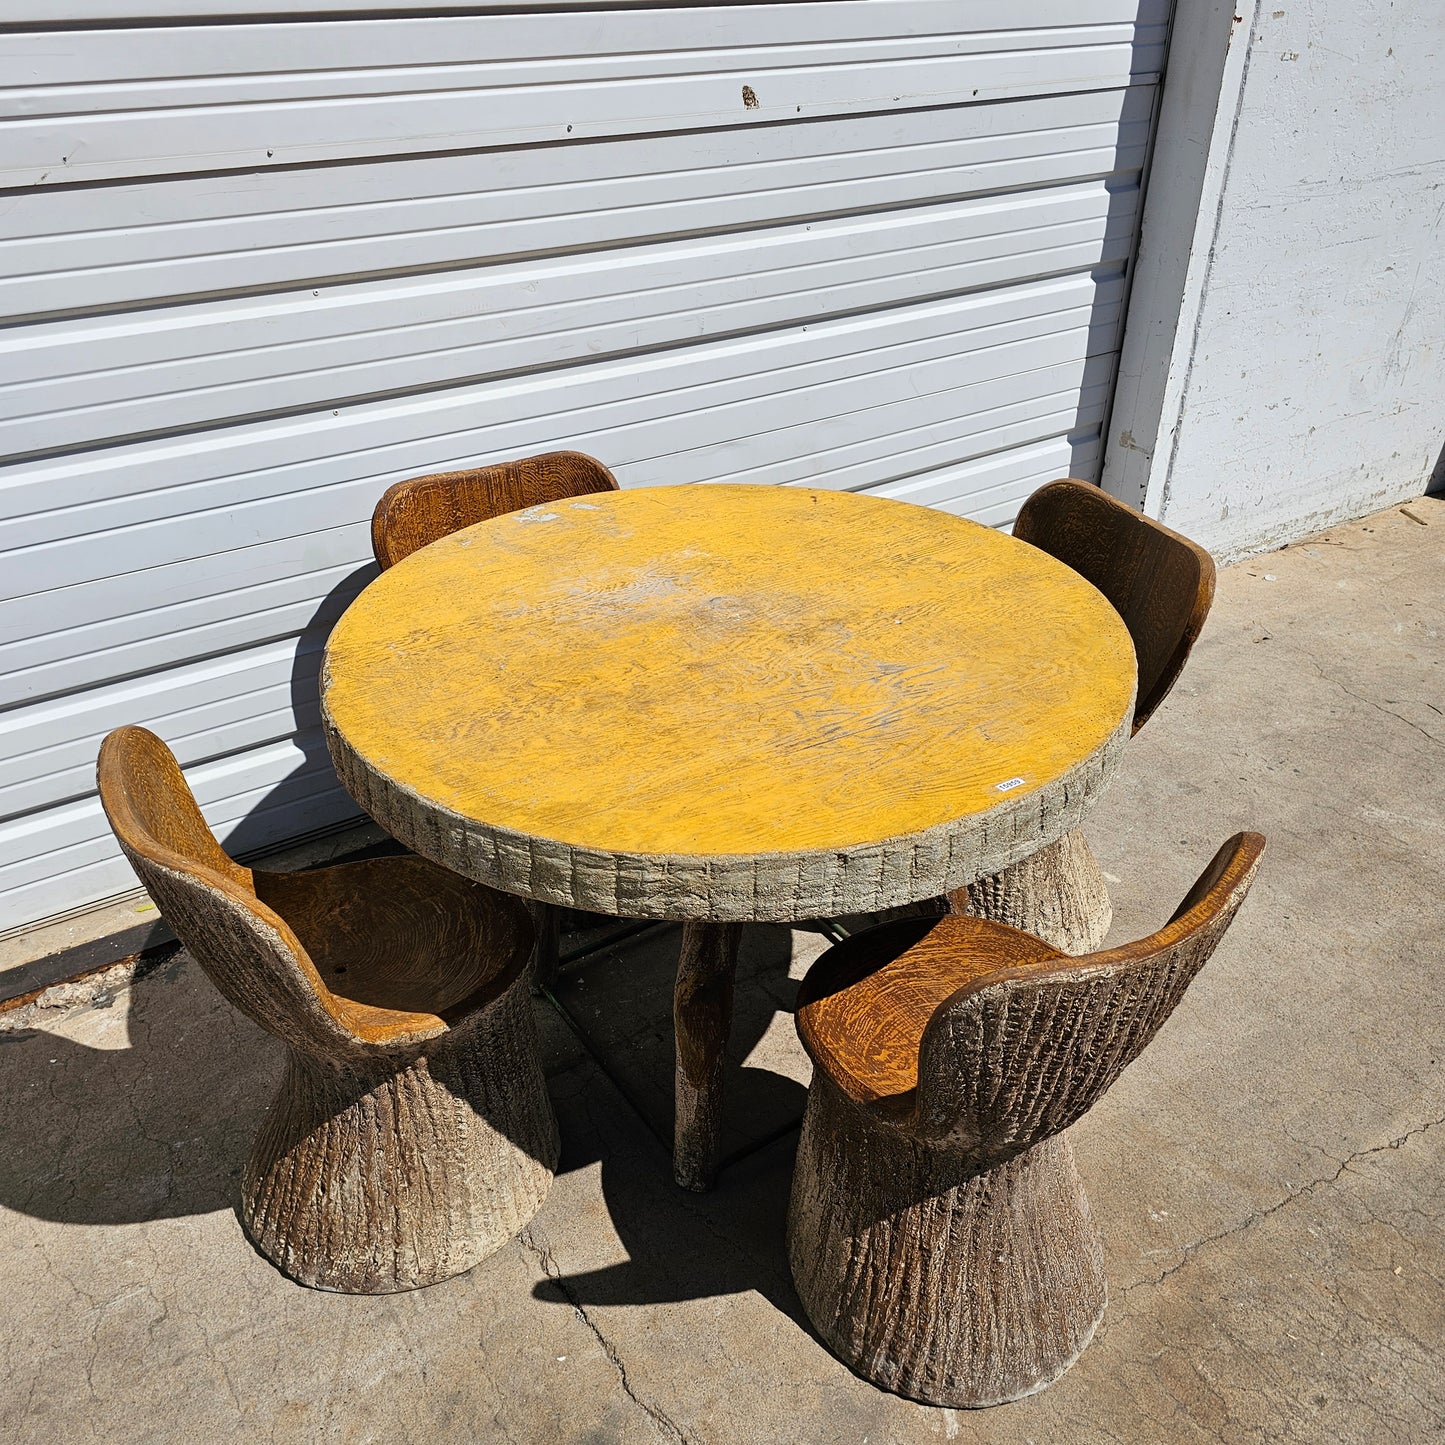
(370, 449, 619, 569)
(789, 832, 1264, 1407)
(952, 480, 1218, 954)
(98, 726, 558, 1294)
(370, 449, 620, 984)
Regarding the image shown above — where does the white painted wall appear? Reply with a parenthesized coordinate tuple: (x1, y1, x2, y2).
(1106, 0, 1445, 558)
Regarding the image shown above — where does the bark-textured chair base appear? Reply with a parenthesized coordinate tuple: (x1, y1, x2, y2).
(790, 1078, 1105, 1408)
(790, 833, 1264, 1406)
(99, 727, 558, 1294)
(245, 971, 553, 1293)
(245, 858, 559, 1293)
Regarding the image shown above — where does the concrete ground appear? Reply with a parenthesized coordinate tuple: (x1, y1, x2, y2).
(3, 496, 1441, 1444)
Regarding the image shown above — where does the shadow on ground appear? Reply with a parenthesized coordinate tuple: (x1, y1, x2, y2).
(531, 920, 816, 1323)
(0, 918, 817, 1326)
(550, 921, 809, 1166)
(0, 952, 282, 1225)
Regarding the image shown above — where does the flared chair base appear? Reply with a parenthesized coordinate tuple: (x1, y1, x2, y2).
(954, 827, 1112, 955)
(242, 970, 559, 1294)
(787, 1077, 1106, 1408)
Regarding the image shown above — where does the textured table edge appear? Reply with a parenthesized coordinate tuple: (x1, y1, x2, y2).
(321, 692, 1135, 924)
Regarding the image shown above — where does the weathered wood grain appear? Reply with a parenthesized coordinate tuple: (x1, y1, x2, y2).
(324, 485, 1138, 923)
(370, 450, 618, 571)
(97, 725, 558, 1293)
(790, 832, 1265, 1405)
(1012, 477, 1216, 736)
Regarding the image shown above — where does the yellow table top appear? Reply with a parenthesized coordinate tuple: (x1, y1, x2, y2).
(322, 485, 1136, 920)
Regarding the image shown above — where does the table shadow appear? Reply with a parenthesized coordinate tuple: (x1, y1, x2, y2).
(534, 921, 814, 1321)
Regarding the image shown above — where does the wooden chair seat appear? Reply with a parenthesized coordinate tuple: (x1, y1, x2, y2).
(253, 854, 523, 1030)
(788, 832, 1265, 1408)
(98, 725, 558, 1293)
(795, 916, 1062, 1109)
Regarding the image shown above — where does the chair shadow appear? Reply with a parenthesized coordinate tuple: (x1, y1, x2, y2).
(554, 922, 809, 1164)
(0, 951, 282, 1226)
(0, 927, 560, 1234)
(542, 1121, 809, 1327)
(0, 920, 812, 1330)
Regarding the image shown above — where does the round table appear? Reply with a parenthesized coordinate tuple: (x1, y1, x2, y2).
(322, 484, 1136, 1187)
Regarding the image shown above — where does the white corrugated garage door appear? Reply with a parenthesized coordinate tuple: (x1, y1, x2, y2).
(0, 0, 1170, 933)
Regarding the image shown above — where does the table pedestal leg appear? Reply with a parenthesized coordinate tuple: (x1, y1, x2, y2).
(673, 921, 744, 1191)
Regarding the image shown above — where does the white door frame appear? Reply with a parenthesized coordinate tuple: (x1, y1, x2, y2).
(1101, 0, 1256, 516)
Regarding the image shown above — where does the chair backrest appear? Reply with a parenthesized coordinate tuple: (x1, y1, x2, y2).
(97, 726, 360, 1057)
(371, 450, 619, 570)
(914, 832, 1265, 1156)
(1014, 479, 1216, 731)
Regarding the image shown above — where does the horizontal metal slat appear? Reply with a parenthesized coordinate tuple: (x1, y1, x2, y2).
(1, 183, 1139, 458)
(866, 434, 1105, 522)
(1, 91, 1153, 319)
(19, 0, 1134, 19)
(5, 3, 1168, 90)
(15, 1, 711, 15)
(0, 273, 1122, 578)
(0, 5, 1166, 187)
(0, 550, 370, 712)
(666, 369, 1116, 495)
(0, 640, 323, 820)
(1, 55, 1164, 191)
(0, 542, 371, 711)
(0, 739, 360, 932)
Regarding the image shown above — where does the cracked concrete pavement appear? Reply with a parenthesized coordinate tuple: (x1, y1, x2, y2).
(2, 495, 1441, 1443)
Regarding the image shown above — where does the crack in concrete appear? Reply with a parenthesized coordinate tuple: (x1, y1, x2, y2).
(1280, 642, 1443, 747)
(489, 1407, 523, 1445)
(519, 1225, 693, 1444)
(1118, 1110, 1445, 1300)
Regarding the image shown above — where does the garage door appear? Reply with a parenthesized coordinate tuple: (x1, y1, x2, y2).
(0, 0, 1170, 933)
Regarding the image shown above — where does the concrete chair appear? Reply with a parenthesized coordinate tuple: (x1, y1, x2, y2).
(789, 832, 1263, 1407)
(370, 449, 619, 984)
(954, 480, 1218, 953)
(98, 725, 558, 1294)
